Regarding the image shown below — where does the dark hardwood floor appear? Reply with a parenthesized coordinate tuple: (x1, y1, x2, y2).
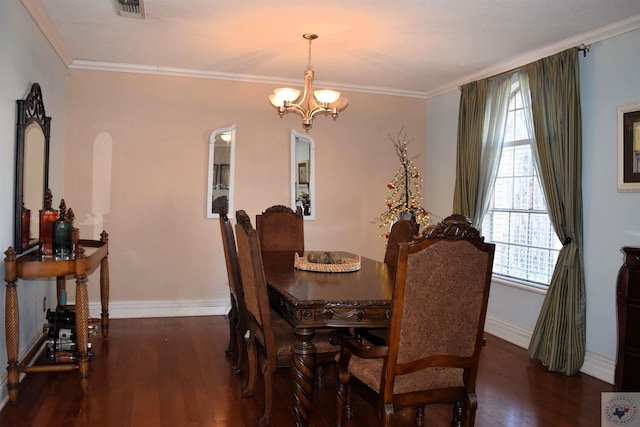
(0, 316, 613, 426)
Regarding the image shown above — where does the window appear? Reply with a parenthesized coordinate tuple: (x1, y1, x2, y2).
(481, 85, 561, 287)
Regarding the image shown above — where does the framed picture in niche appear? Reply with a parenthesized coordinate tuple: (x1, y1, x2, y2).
(618, 102, 640, 191)
(220, 164, 230, 188)
(298, 161, 309, 185)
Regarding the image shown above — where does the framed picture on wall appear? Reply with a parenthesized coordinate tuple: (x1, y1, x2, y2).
(220, 164, 230, 188)
(298, 161, 309, 185)
(618, 102, 640, 192)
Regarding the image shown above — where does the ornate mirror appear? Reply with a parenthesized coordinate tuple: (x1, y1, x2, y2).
(14, 83, 50, 254)
(207, 125, 236, 219)
(290, 129, 315, 220)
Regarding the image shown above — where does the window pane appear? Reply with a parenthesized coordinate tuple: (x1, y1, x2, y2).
(504, 110, 515, 142)
(514, 145, 533, 176)
(509, 212, 529, 245)
(512, 177, 533, 209)
(491, 211, 510, 242)
(532, 178, 546, 210)
(497, 146, 514, 177)
(514, 89, 523, 109)
(514, 109, 528, 141)
(494, 177, 513, 209)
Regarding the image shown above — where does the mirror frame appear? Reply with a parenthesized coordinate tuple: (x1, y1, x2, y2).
(290, 129, 315, 220)
(207, 125, 236, 219)
(14, 83, 51, 254)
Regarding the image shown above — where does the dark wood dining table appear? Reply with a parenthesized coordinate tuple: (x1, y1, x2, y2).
(262, 251, 395, 427)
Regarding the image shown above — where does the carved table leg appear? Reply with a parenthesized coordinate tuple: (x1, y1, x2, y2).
(336, 383, 347, 427)
(100, 231, 109, 338)
(75, 246, 90, 392)
(292, 327, 316, 427)
(100, 231, 109, 339)
(4, 247, 19, 402)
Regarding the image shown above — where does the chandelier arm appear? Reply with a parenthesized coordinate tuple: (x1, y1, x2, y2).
(308, 106, 334, 120)
(283, 103, 310, 118)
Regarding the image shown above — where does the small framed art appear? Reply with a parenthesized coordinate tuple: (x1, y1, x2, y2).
(617, 102, 640, 191)
(298, 161, 309, 185)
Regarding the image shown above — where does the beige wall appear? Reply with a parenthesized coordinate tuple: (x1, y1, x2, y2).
(64, 69, 427, 311)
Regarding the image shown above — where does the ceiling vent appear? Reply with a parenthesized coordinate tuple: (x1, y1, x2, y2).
(115, 0, 145, 19)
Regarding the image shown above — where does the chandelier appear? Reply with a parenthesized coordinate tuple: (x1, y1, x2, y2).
(269, 33, 348, 131)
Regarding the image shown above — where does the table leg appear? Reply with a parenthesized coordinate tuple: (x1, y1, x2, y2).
(4, 248, 19, 402)
(99, 249, 109, 339)
(75, 247, 90, 392)
(292, 327, 316, 427)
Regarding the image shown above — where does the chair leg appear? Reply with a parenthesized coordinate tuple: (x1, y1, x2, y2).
(232, 323, 245, 375)
(451, 401, 463, 427)
(225, 299, 237, 356)
(382, 402, 395, 427)
(462, 393, 478, 427)
(415, 405, 425, 425)
(242, 334, 256, 397)
(345, 384, 353, 420)
(259, 363, 276, 427)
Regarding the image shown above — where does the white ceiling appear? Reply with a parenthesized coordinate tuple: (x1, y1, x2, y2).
(24, 0, 640, 98)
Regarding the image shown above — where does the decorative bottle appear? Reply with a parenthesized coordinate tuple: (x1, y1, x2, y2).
(39, 189, 58, 256)
(52, 199, 73, 259)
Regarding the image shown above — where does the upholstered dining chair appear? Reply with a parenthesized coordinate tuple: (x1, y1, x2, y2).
(219, 212, 246, 375)
(383, 218, 420, 268)
(331, 214, 495, 427)
(255, 205, 304, 254)
(235, 210, 338, 426)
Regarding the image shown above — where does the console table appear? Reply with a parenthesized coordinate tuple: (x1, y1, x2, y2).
(3, 231, 110, 402)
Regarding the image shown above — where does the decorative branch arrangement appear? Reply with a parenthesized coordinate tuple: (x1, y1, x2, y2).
(373, 129, 430, 236)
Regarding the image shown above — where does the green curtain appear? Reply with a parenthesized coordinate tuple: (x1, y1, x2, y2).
(526, 48, 586, 375)
(452, 79, 487, 220)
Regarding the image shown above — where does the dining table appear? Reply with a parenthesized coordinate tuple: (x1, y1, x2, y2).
(262, 250, 395, 427)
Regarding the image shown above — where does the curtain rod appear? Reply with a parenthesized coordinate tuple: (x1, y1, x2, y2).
(460, 44, 591, 89)
(578, 43, 590, 57)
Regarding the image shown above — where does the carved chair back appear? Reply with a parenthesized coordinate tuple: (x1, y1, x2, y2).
(255, 205, 304, 253)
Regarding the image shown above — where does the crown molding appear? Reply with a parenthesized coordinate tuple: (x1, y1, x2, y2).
(20, 0, 73, 66)
(68, 59, 429, 99)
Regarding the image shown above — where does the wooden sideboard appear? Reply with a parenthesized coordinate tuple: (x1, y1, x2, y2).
(3, 231, 110, 402)
(615, 246, 640, 391)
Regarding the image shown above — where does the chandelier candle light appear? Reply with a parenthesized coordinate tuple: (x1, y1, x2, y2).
(269, 33, 348, 131)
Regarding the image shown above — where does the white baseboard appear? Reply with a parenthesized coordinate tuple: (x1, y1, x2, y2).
(484, 315, 615, 384)
(89, 298, 231, 319)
